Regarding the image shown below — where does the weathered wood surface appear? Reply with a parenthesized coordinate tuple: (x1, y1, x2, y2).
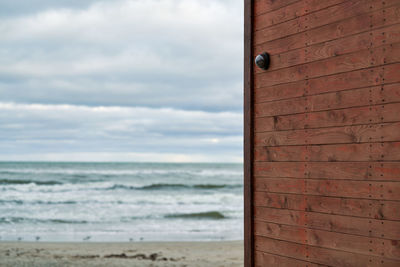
(254, 161, 400, 181)
(255, 23, 400, 74)
(254, 42, 400, 88)
(244, 0, 254, 265)
(248, 0, 400, 265)
(254, 64, 400, 103)
(254, 0, 400, 44)
(254, 191, 400, 220)
(254, 122, 400, 146)
(254, 220, 400, 260)
(254, 177, 400, 200)
(254, 207, 400, 240)
(254, 142, 400, 162)
(254, 0, 347, 30)
(255, 236, 400, 267)
(255, 250, 329, 267)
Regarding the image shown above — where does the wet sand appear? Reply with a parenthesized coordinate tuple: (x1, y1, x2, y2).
(0, 241, 243, 267)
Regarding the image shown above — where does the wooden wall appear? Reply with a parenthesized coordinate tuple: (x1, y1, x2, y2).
(244, 0, 400, 266)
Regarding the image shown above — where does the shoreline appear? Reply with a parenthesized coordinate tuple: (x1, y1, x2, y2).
(0, 240, 243, 267)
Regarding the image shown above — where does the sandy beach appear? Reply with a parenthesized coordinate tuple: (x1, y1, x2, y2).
(0, 241, 243, 267)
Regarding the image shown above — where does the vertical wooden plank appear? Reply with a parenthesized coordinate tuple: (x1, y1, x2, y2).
(244, 0, 253, 266)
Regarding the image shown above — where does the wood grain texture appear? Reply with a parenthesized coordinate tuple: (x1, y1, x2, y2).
(254, 191, 400, 220)
(254, 177, 400, 200)
(244, 0, 253, 266)
(254, 142, 400, 162)
(255, 5, 400, 58)
(254, 42, 400, 88)
(254, 122, 400, 147)
(255, 251, 327, 267)
(254, 207, 400, 240)
(248, 0, 400, 265)
(254, 0, 300, 16)
(255, 221, 400, 260)
(254, 161, 400, 181)
(255, 236, 400, 267)
(255, 88, 400, 123)
(254, 0, 347, 30)
(254, 0, 393, 44)
(255, 23, 400, 74)
(254, 64, 400, 103)
(255, 97, 400, 132)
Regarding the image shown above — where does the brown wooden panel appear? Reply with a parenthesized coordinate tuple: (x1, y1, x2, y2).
(308, 162, 400, 181)
(255, 250, 327, 267)
(255, 124, 357, 146)
(244, 0, 253, 265)
(255, 23, 400, 74)
(254, 116, 275, 133)
(254, 162, 307, 178)
(256, 104, 369, 131)
(254, 143, 371, 162)
(255, 46, 373, 87)
(254, 64, 400, 103)
(254, 80, 306, 104)
(373, 162, 400, 179)
(254, 142, 400, 162)
(254, 67, 378, 103)
(254, 207, 400, 240)
(255, 236, 400, 267)
(255, 96, 308, 117)
(254, 0, 346, 30)
(254, 161, 400, 181)
(255, 4, 400, 57)
(253, 0, 392, 44)
(254, 0, 300, 16)
(255, 87, 400, 124)
(384, 62, 400, 83)
(255, 221, 400, 260)
(308, 83, 400, 112)
(308, 63, 400, 96)
(255, 42, 400, 88)
(254, 177, 400, 200)
(254, 161, 367, 179)
(254, 122, 400, 146)
(248, 0, 400, 265)
(254, 192, 400, 220)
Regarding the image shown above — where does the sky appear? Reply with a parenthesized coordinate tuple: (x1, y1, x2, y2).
(0, 0, 244, 162)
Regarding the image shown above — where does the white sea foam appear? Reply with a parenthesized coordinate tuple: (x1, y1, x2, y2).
(0, 162, 243, 242)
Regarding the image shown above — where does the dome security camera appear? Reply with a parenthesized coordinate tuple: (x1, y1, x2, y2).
(254, 53, 270, 70)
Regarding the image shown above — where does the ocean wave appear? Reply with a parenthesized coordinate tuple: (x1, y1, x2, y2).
(108, 183, 242, 191)
(0, 200, 24, 205)
(164, 211, 227, 220)
(0, 200, 78, 205)
(0, 179, 62, 186)
(0, 168, 242, 177)
(0, 217, 88, 224)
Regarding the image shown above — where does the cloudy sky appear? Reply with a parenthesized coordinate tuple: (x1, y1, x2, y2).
(0, 0, 243, 162)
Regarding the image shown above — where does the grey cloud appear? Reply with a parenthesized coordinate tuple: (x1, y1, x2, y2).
(0, 0, 105, 17)
(0, 0, 243, 111)
(0, 0, 243, 162)
(0, 103, 242, 160)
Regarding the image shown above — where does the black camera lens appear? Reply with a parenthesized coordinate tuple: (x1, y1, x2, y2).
(255, 53, 270, 70)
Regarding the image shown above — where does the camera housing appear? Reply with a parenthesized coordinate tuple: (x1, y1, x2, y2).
(254, 53, 270, 70)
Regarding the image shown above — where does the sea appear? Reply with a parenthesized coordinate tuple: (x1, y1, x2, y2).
(0, 162, 243, 242)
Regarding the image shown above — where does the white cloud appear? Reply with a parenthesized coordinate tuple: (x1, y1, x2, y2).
(0, 0, 243, 111)
(0, 0, 243, 161)
(0, 102, 243, 162)
(0, 152, 242, 163)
